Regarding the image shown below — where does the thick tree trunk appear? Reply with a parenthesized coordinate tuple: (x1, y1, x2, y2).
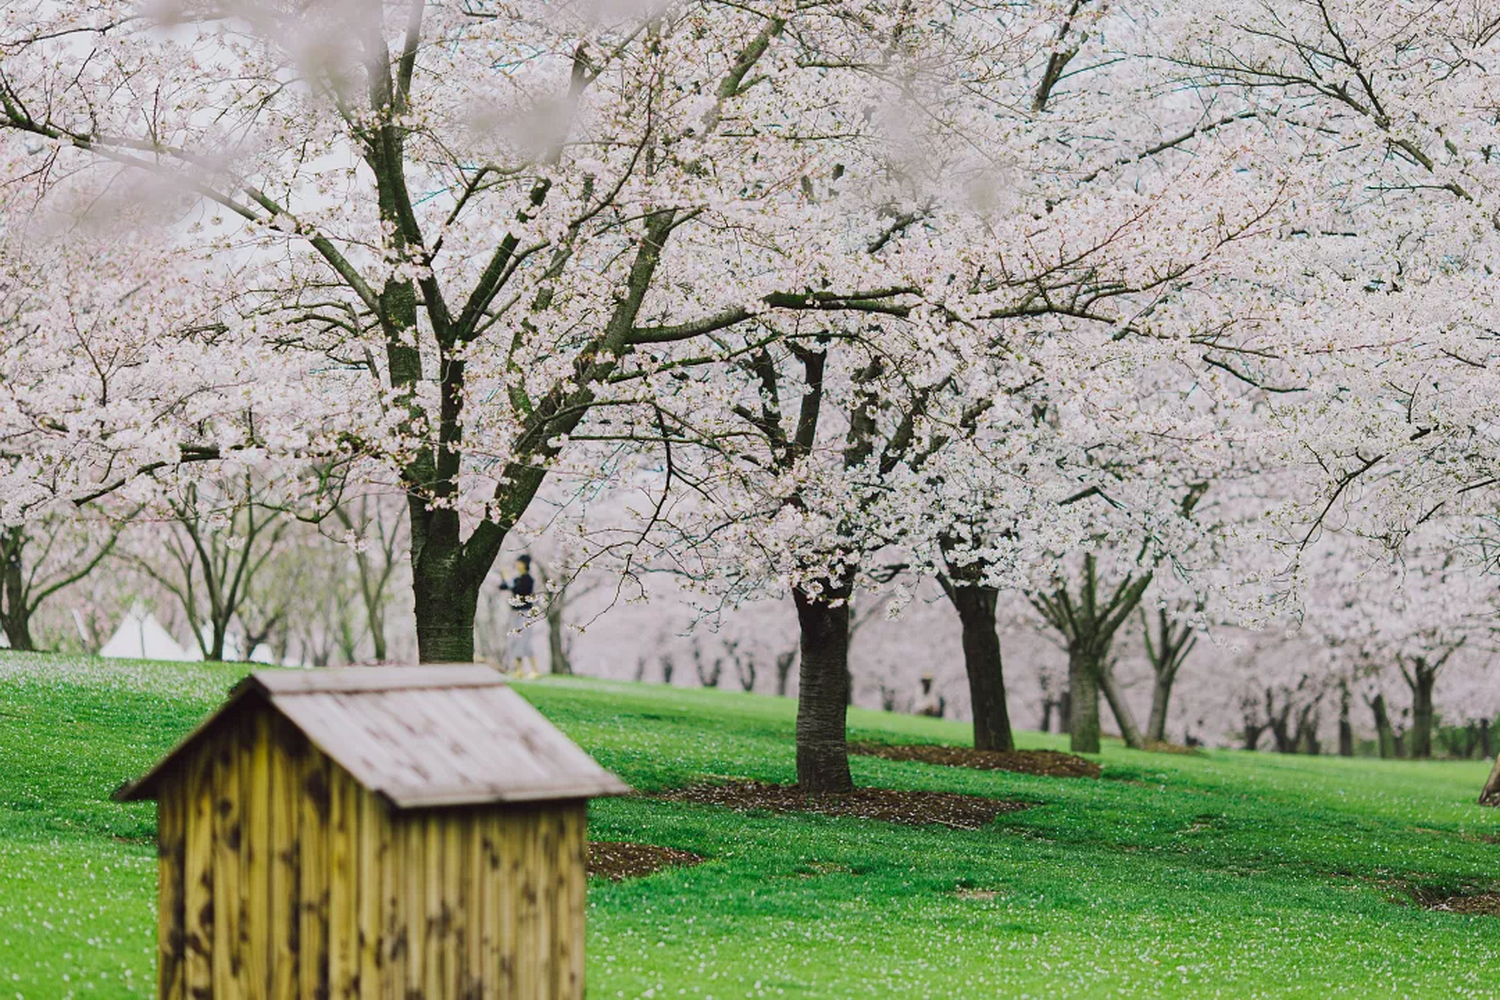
(793, 586, 853, 793)
(1146, 674, 1174, 744)
(950, 583, 1014, 752)
(1040, 700, 1054, 734)
(1098, 661, 1146, 749)
(1058, 689, 1072, 734)
(0, 590, 33, 652)
(0, 534, 32, 651)
(412, 541, 480, 663)
(1409, 672, 1436, 759)
(1480, 753, 1500, 808)
(1242, 724, 1264, 751)
(1068, 649, 1102, 754)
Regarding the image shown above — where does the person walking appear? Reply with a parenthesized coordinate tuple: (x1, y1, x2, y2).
(498, 555, 539, 676)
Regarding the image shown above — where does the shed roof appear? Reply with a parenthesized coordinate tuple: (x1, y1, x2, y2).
(115, 665, 629, 808)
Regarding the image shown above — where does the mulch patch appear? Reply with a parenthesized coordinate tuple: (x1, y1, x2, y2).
(587, 841, 705, 881)
(850, 742, 1101, 780)
(1410, 886, 1500, 918)
(650, 780, 1029, 830)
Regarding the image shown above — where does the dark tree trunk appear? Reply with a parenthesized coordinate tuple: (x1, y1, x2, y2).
(1482, 719, 1493, 761)
(1242, 723, 1265, 752)
(0, 531, 33, 652)
(1031, 555, 1150, 757)
(1146, 674, 1174, 745)
(1409, 669, 1436, 759)
(1141, 608, 1195, 745)
(1098, 661, 1145, 749)
(950, 583, 1014, 752)
(1270, 724, 1293, 753)
(793, 585, 853, 793)
(1338, 686, 1355, 758)
(1268, 696, 1295, 754)
(206, 621, 227, 662)
(1370, 694, 1398, 759)
(1040, 700, 1054, 734)
(411, 527, 480, 662)
(1294, 705, 1321, 755)
(1058, 689, 1072, 734)
(1068, 649, 1102, 754)
(1, 567, 34, 652)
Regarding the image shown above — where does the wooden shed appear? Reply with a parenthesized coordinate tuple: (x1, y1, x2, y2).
(115, 665, 628, 1000)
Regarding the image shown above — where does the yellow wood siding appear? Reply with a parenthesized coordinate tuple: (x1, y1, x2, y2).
(155, 705, 589, 1000)
(156, 772, 186, 999)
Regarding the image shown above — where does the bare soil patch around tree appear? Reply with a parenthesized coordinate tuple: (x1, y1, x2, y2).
(850, 742, 1101, 779)
(588, 841, 705, 881)
(651, 781, 1030, 830)
(1408, 885, 1500, 917)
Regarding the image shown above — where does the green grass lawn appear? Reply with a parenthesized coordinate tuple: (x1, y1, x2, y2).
(2, 653, 1499, 998)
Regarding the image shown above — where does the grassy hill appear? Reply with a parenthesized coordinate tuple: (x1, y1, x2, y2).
(2, 653, 1498, 998)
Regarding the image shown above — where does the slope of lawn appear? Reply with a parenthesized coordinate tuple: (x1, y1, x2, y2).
(2, 653, 1499, 998)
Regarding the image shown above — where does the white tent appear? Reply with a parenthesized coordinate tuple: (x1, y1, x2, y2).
(100, 605, 194, 661)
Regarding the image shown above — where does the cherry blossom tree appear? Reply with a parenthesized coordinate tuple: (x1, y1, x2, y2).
(1297, 526, 1494, 759)
(2, 0, 1019, 665)
(124, 472, 294, 661)
(0, 507, 129, 651)
(1141, 602, 1200, 744)
(1170, 3, 1500, 555)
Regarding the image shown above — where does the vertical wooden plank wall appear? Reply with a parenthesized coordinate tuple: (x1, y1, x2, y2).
(382, 804, 588, 1000)
(560, 803, 588, 998)
(162, 712, 355, 1000)
(328, 765, 360, 998)
(357, 790, 383, 1000)
(156, 776, 186, 1000)
(480, 812, 510, 1000)
(182, 744, 216, 999)
(400, 814, 424, 999)
(269, 717, 299, 999)
(377, 800, 402, 1000)
(156, 709, 590, 1000)
(299, 747, 330, 1000)
(245, 712, 272, 1000)
(211, 719, 245, 997)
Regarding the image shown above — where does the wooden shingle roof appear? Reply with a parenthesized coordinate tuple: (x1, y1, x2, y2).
(115, 665, 629, 808)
